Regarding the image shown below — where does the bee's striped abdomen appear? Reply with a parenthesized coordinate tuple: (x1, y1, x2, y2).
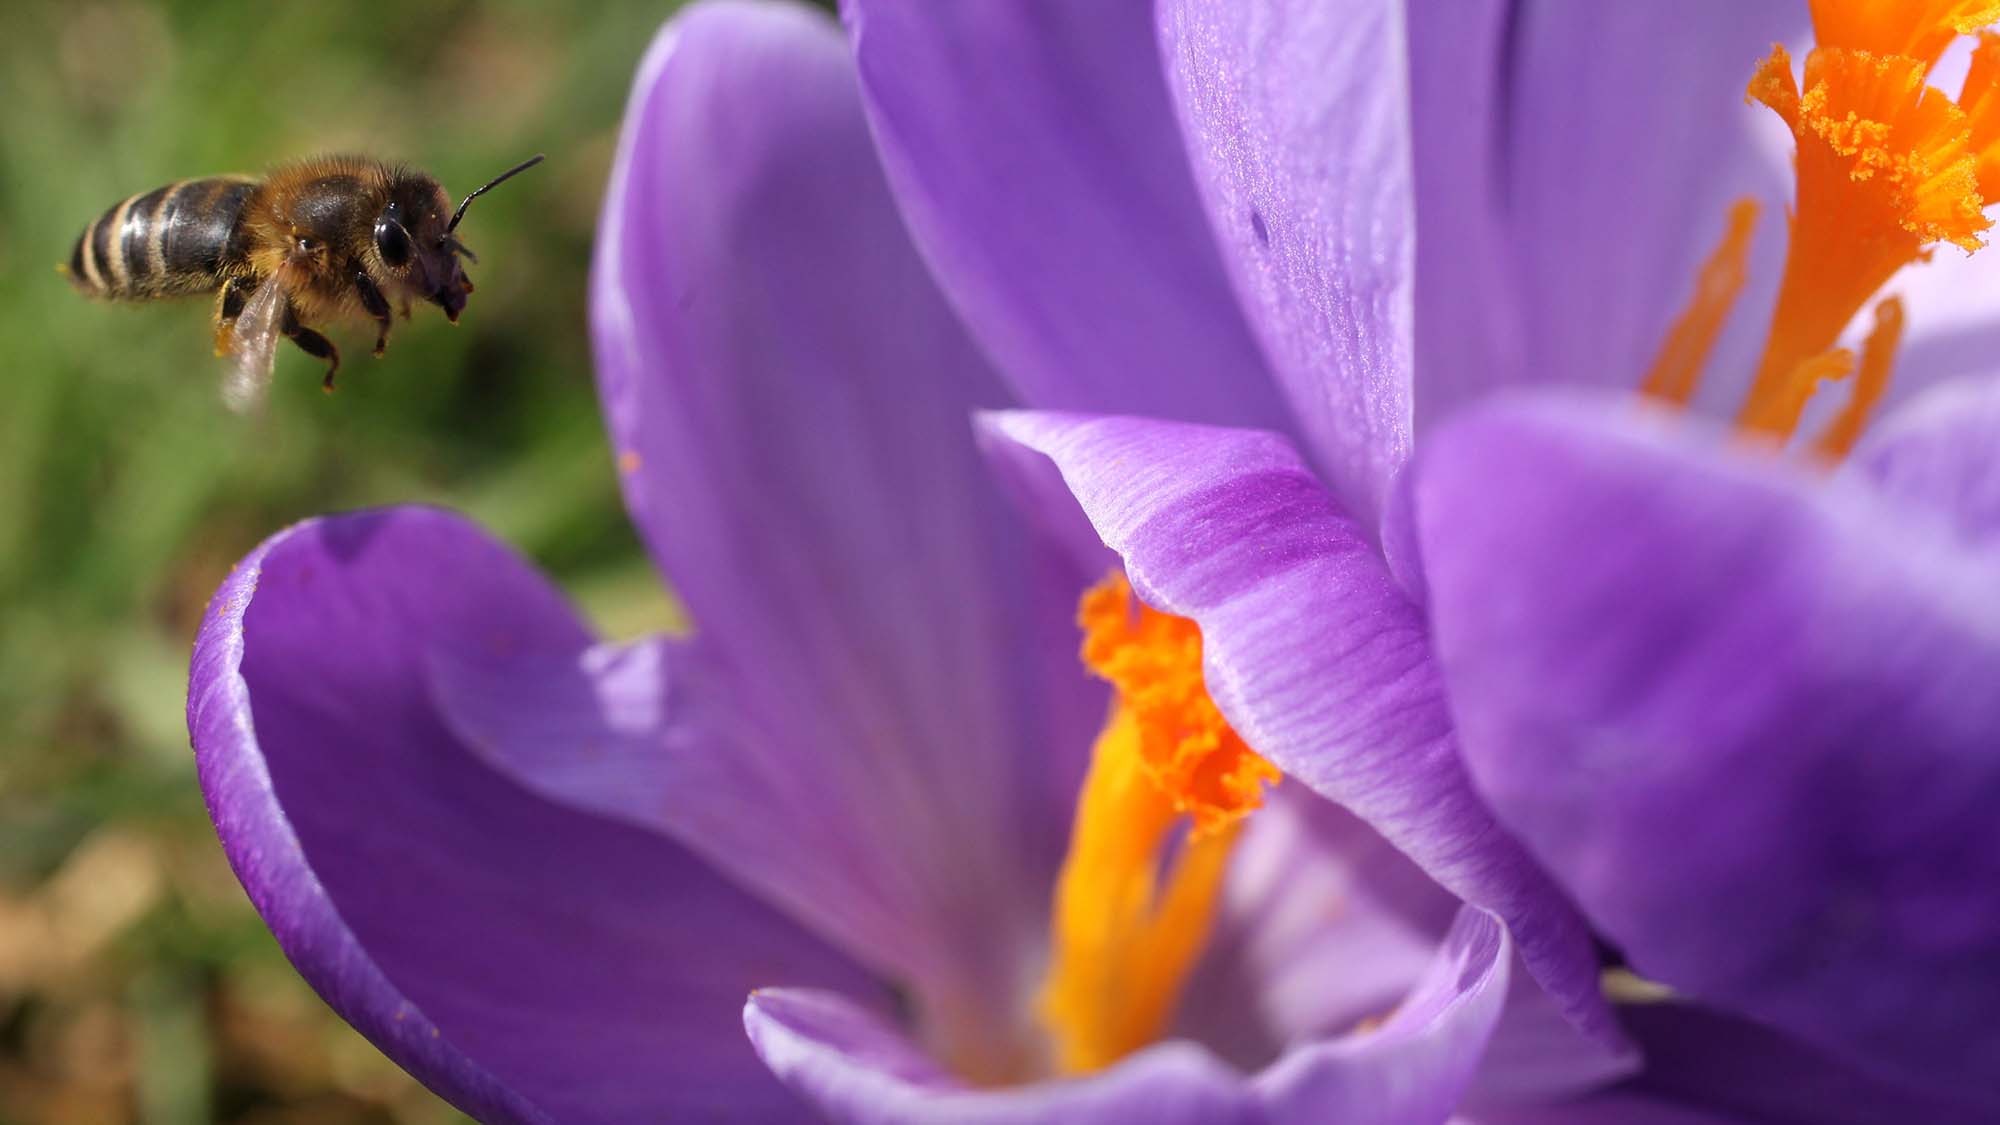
(69, 177, 258, 299)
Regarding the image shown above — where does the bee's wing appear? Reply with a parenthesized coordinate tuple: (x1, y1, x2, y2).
(221, 276, 288, 414)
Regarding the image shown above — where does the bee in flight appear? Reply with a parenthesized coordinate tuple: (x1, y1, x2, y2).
(65, 153, 544, 412)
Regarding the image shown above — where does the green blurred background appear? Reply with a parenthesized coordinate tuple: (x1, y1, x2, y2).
(0, 1, 721, 1120)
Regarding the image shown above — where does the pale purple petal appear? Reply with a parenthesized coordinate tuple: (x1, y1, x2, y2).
(980, 410, 1625, 1055)
(1158, 0, 1414, 525)
(1175, 783, 1459, 1069)
(747, 908, 1510, 1125)
(1252, 907, 1510, 1124)
(840, 0, 1295, 438)
(1414, 394, 2000, 1101)
(187, 508, 880, 1123)
(749, 992, 1248, 1125)
(1460, 954, 1641, 1106)
(1857, 240, 2000, 413)
(591, 0, 1098, 1023)
(1849, 373, 2000, 549)
(1406, 0, 1524, 432)
(1498, 3, 1804, 416)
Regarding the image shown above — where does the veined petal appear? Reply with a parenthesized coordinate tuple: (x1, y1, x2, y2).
(187, 509, 879, 1122)
(591, 0, 1099, 1028)
(1158, 0, 1415, 525)
(979, 411, 1625, 1055)
(1849, 372, 2000, 547)
(747, 909, 1509, 1125)
(1414, 393, 2000, 1101)
(840, 0, 1295, 439)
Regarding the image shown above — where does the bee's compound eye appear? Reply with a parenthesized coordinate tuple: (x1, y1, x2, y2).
(373, 218, 413, 267)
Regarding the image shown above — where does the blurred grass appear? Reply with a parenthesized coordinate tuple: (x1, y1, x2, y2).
(0, 1, 703, 1120)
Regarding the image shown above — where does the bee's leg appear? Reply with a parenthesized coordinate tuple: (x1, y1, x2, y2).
(280, 305, 341, 392)
(353, 270, 392, 357)
(211, 276, 254, 355)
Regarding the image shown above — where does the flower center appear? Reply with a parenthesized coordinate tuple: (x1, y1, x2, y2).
(1036, 573, 1279, 1075)
(1643, 1, 1998, 454)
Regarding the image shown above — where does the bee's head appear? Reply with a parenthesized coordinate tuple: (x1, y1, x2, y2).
(370, 155, 543, 323)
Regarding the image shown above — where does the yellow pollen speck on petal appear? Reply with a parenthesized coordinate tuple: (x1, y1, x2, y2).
(1737, 43, 1986, 439)
(1037, 573, 1278, 1075)
(1811, 0, 2000, 66)
(617, 449, 643, 474)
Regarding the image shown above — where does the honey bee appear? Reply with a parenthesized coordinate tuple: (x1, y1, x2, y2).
(66, 153, 543, 411)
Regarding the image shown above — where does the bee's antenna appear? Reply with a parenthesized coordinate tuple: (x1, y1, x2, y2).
(447, 153, 545, 233)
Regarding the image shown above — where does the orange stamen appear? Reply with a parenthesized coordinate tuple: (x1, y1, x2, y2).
(1738, 44, 1986, 437)
(1038, 574, 1278, 1075)
(1814, 296, 1907, 457)
(1749, 348, 1858, 439)
(1811, 0, 2000, 66)
(1962, 32, 2000, 198)
(1642, 199, 1762, 406)
(1075, 574, 1277, 836)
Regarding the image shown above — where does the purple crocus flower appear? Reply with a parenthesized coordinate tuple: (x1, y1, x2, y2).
(186, 1, 2000, 1123)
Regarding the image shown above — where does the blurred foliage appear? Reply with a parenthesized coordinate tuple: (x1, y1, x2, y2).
(0, 0, 707, 1120)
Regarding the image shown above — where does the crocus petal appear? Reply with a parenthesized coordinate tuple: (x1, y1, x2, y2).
(980, 411, 1625, 1055)
(592, 0, 1099, 1019)
(1406, 0, 1523, 433)
(747, 908, 1510, 1125)
(1458, 1101, 1737, 1125)
(188, 508, 880, 1123)
(1607, 1002, 1998, 1125)
(1414, 394, 2000, 1100)
(1497, 3, 1804, 413)
(1158, 0, 1415, 525)
(1849, 373, 2000, 549)
(1466, 1004, 1997, 1124)
(838, 0, 1294, 440)
(1176, 783, 1459, 1069)
(1856, 241, 2000, 414)
(1460, 952, 1642, 1106)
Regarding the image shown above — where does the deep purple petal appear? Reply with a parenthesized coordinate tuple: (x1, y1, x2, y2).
(980, 410, 1626, 1056)
(591, 0, 1098, 1021)
(1158, 0, 1415, 524)
(1608, 1002, 1996, 1125)
(1463, 1004, 1996, 1123)
(1414, 394, 2000, 1101)
(187, 508, 880, 1123)
(1849, 373, 2000, 549)
(1458, 1096, 1738, 1125)
(747, 908, 1510, 1125)
(839, 0, 1294, 441)
(1497, 4, 1804, 415)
